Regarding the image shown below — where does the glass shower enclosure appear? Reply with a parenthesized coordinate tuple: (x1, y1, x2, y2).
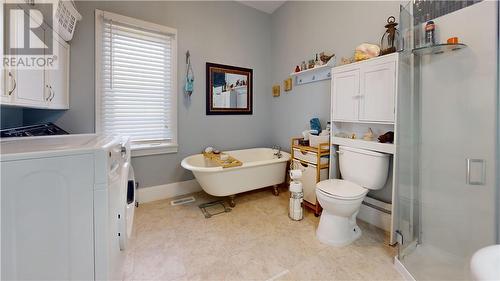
(395, 1, 499, 280)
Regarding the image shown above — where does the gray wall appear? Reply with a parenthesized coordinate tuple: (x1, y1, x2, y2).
(0, 106, 64, 128)
(0, 107, 22, 129)
(269, 1, 400, 150)
(2, 1, 402, 189)
(268, 1, 399, 203)
(58, 1, 273, 187)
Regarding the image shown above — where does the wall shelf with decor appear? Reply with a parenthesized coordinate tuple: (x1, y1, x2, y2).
(412, 43, 467, 56)
(290, 59, 335, 85)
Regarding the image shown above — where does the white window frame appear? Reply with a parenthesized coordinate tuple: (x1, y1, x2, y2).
(94, 9, 178, 157)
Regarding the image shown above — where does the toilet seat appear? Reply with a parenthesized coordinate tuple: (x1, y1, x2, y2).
(316, 179, 367, 200)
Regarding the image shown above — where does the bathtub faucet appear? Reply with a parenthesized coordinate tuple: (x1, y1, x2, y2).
(272, 145, 282, 159)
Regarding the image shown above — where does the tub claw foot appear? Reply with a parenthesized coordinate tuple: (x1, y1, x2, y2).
(229, 195, 236, 207)
(272, 185, 279, 196)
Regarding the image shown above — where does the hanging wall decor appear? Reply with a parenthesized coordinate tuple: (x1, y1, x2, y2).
(272, 84, 280, 97)
(184, 51, 194, 97)
(284, 78, 292, 92)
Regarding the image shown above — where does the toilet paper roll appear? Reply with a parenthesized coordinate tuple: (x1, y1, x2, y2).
(302, 130, 310, 140)
(290, 169, 302, 180)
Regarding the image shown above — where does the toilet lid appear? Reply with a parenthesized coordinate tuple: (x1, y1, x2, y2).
(316, 179, 367, 199)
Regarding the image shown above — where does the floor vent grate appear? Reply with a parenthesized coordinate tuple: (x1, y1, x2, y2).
(198, 200, 231, 218)
(170, 196, 196, 206)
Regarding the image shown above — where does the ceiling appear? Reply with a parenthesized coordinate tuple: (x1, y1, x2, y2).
(238, 1, 287, 14)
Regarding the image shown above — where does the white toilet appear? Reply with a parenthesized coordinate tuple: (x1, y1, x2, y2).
(316, 145, 390, 246)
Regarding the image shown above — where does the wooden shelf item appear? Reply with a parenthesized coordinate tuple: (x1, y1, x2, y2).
(290, 137, 330, 216)
(203, 152, 243, 168)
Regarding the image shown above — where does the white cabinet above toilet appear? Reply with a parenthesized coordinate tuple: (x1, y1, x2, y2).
(329, 53, 402, 245)
(331, 53, 398, 124)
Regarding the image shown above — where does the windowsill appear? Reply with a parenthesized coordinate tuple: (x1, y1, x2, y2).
(131, 142, 178, 157)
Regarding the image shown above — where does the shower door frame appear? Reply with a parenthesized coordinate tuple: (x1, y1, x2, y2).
(396, 0, 500, 269)
(395, 1, 422, 260)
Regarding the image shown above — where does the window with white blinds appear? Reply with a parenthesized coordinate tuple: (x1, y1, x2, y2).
(95, 10, 177, 154)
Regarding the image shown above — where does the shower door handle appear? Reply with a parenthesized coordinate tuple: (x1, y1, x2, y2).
(466, 158, 485, 185)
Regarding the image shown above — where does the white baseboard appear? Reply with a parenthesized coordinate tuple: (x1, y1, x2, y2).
(394, 256, 416, 281)
(138, 179, 202, 203)
(357, 202, 392, 232)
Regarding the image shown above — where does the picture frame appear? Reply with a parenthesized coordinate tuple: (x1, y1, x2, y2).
(206, 63, 253, 115)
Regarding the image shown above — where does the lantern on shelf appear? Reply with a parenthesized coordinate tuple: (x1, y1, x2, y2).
(380, 16, 401, 55)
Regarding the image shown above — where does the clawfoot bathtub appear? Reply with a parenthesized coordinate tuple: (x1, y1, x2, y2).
(181, 148, 290, 207)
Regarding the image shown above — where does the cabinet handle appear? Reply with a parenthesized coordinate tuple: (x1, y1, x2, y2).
(8, 72, 16, 96)
(46, 86, 55, 102)
(45, 85, 51, 101)
(466, 158, 485, 185)
(49, 86, 55, 101)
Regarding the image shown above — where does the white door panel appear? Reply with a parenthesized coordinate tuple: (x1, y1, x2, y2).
(46, 35, 69, 109)
(14, 68, 45, 105)
(10, 10, 46, 106)
(359, 61, 396, 122)
(1, 155, 95, 280)
(332, 69, 359, 121)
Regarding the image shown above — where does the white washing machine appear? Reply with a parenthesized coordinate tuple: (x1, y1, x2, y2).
(0, 134, 136, 280)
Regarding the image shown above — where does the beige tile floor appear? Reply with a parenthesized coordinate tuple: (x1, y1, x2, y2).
(123, 186, 403, 281)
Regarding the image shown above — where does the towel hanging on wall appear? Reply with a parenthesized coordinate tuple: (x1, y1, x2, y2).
(184, 51, 194, 97)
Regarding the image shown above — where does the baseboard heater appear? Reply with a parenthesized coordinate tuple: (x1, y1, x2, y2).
(362, 201, 391, 214)
(362, 196, 392, 214)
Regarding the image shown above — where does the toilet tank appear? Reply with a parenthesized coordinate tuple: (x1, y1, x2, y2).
(338, 146, 390, 190)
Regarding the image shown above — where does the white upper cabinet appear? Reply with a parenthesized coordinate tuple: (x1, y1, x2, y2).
(1, 7, 70, 110)
(332, 53, 398, 124)
(6, 8, 46, 107)
(331, 69, 359, 122)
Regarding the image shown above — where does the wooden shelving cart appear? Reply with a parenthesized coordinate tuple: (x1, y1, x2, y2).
(290, 137, 330, 216)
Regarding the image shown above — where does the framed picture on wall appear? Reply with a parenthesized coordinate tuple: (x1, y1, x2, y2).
(206, 63, 253, 115)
